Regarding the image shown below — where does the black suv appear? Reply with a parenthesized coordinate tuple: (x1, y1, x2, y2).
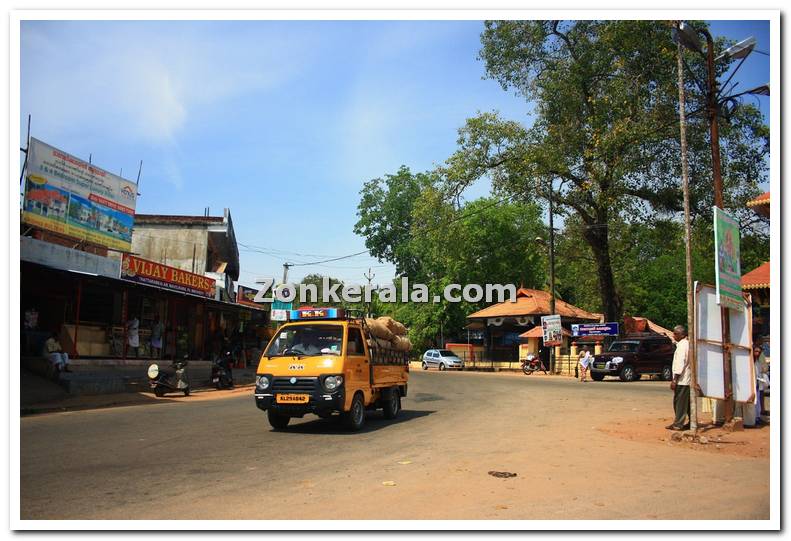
(589, 334, 676, 382)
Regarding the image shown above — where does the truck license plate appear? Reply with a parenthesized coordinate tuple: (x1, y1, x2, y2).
(276, 394, 309, 404)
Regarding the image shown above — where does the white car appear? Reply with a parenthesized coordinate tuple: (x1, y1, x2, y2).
(421, 349, 464, 371)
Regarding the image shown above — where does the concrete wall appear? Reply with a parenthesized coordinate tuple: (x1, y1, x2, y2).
(131, 226, 209, 274)
(21, 236, 120, 278)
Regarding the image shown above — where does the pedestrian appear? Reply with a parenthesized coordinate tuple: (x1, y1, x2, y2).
(578, 345, 591, 382)
(753, 345, 769, 425)
(43, 331, 71, 372)
(126, 314, 140, 358)
(667, 325, 691, 431)
(150, 314, 164, 359)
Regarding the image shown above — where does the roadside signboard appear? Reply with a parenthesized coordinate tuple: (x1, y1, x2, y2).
(236, 285, 270, 310)
(571, 322, 619, 337)
(121, 254, 215, 298)
(22, 138, 138, 251)
(694, 282, 753, 402)
(714, 207, 742, 311)
(541, 315, 562, 346)
(271, 300, 293, 322)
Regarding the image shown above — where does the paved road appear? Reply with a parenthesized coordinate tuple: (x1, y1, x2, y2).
(20, 371, 769, 520)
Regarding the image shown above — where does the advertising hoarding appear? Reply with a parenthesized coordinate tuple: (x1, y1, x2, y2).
(21, 138, 138, 251)
(121, 254, 215, 298)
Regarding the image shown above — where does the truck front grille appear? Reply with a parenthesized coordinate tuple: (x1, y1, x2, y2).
(271, 377, 318, 393)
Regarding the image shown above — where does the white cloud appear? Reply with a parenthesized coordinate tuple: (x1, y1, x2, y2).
(21, 21, 315, 144)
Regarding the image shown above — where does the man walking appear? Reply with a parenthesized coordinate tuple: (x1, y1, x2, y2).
(667, 325, 691, 431)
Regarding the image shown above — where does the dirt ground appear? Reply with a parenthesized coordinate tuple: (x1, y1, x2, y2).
(600, 413, 770, 459)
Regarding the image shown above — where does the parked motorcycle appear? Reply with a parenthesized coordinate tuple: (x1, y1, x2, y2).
(521, 354, 546, 375)
(211, 351, 235, 390)
(148, 356, 190, 397)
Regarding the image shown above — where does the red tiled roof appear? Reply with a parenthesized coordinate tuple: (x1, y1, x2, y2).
(742, 261, 770, 290)
(746, 192, 770, 207)
(467, 288, 600, 321)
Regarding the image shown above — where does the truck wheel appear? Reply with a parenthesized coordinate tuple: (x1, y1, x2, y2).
(591, 372, 604, 381)
(154, 387, 165, 397)
(439, 363, 446, 371)
(342, 393, 366, 431)
(267, 409, 290, 430)
(382, 387, 401, 420)
(661, 365, 673, 381)
(619, 365, 636, 382)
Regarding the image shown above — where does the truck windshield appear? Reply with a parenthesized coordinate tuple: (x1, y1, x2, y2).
(265, 324, 344, 357)
(608, 341, 639, 353)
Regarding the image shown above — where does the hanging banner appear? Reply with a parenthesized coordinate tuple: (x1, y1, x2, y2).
(541, 314, 562, 346)
(714, 207, 742, 311)
(21, 138, 138, 251)
(121, 254, 215, 298)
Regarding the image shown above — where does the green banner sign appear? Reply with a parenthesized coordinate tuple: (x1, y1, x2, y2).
(714, 207, 742, 311)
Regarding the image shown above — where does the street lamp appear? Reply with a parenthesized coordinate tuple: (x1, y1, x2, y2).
(673, 22, 766, 426)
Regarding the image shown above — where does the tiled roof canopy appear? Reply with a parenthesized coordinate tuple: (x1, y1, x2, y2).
(467, 288, 600, 321)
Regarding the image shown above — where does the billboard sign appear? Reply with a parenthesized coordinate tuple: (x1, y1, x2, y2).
(21, 138, 138, 251)
(571, 323, 619, 337)
(236, 285, 270, 310)
(541, 315, 562, 346)
(714, 207, 742, 311)
(121, 254, 215, 298)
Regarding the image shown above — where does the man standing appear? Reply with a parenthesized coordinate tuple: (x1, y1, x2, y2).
(667, 325, 691, 431)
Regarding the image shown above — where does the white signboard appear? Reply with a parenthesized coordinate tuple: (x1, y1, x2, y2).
(271, 309, 289, 322)
(694, 282, 754, 403)
(541, 315, 562, 346)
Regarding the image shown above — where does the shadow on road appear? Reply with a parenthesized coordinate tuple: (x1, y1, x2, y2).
(275, 409, 436, 435)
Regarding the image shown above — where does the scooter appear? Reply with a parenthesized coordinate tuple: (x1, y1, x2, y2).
(148, 356, 190, 397)
(521, 354, 546, 375)
(211, 351, 235, 390)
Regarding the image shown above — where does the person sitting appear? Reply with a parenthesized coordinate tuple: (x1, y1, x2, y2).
(43, 332, 71, 372)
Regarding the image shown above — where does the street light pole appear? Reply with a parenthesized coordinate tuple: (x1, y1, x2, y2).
(700, 27, 735, 424)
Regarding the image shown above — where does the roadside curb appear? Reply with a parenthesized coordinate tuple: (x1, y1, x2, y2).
(21, 384, 256, 416)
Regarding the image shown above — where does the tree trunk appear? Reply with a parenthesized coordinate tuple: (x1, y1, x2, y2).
(582, 223, 622, 323)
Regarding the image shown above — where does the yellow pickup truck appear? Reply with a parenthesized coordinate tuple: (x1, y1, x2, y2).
(254, 308, 409, 431)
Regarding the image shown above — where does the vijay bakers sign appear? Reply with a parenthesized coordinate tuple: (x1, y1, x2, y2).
(121, 254, 215, 298)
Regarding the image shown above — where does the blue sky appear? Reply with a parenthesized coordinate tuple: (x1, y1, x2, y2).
(20, 19, 770, 289)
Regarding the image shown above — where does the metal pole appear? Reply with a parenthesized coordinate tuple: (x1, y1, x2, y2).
(702, 28, 735, 424)
(282, 263, 290, 284)
(548, 179, 556, 374)
(73, 279, 83, 358)
(676, 32, 698, 431)
(364, 267, 375, 317)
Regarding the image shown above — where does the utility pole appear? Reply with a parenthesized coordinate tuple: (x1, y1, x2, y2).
(676, 29, 698, 431)
(282, 262, 291, 285)
(548, 179, 557, 374)
(363, 267, 375, 317)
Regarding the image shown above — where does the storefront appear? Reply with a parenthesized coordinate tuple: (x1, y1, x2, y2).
(21, 258, 253, 361)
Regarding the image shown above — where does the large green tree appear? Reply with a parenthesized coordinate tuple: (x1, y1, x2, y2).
(440, 20, 768, 322)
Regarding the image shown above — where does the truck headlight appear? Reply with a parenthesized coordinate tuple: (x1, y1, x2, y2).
(256, 375, 270, 390)
(612, 357, 624, 364)
(323, 375, 343, 392)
